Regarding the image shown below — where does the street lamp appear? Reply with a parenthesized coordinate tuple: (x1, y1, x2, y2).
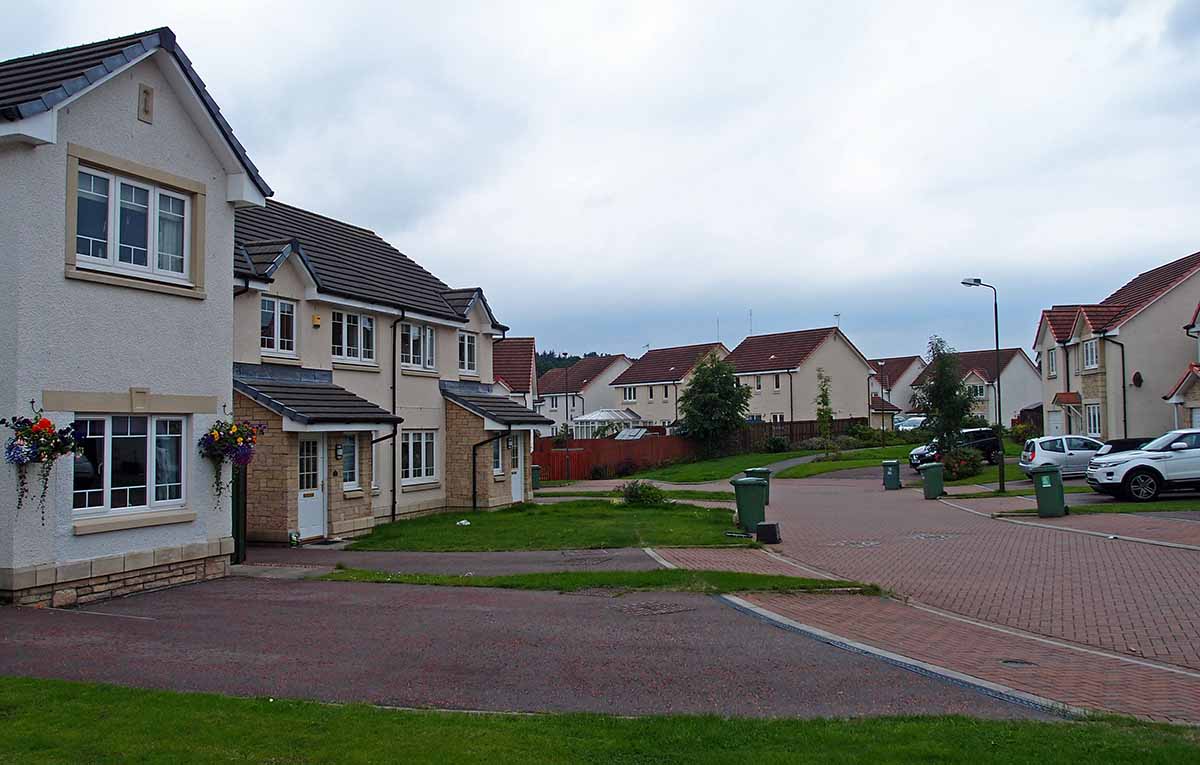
(962, 278, 1005, 492)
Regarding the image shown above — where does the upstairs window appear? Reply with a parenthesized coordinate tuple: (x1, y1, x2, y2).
(1046, 348, 1057, 378)
(400, 322, 436, 369)
(967, 384, 986, 400)
(549, 396, 559, 410)
(76, 168, 190, 282)
(622, 386, 637, 402)
(774, 374, 781, 390)
(662, 385, 670, 399)
(333, 311, 376, 363)
(260, 297, 296, 355)
(458, 332, 477, 373)
(755, 375, 762, 391)
(1083, 339, 1099, 370)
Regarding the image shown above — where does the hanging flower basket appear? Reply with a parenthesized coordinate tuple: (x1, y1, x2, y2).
(1, 400, 79, 524)
(198, 419, 264, 503)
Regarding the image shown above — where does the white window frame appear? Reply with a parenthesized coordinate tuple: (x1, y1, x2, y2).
(492, 438, 503, 475)
(458, 331, 478, 374)
(71, 414, 187, 515)
(342, 433, 359, 490)
(333, 311, 376, 364)
(259, 296, 298, 357)
(400, 430, 437, 485)
(1085, 403, 1102, 437)
(773, 374, 781, 391)
(755, 375, 762, 392)
(1046, 348, 1057, 378)
(1083, 339, 1099, 370)
(75, 167, 192, 286)
(967, 384, 986, 400)
(549, 395, 559, 411)
(399, 322, 436, 369)
(622, 386, 637, 402)
(771, 412, 785, 423)
(371, 438, 380, 491)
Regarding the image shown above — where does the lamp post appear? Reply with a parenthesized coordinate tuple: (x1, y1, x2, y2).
(961, 278, 1005, 492)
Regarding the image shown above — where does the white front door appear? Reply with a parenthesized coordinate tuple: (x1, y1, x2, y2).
(297, 434, 326, 540)
(510, 433, 524, 503)
(1047, 410, 1064, 436)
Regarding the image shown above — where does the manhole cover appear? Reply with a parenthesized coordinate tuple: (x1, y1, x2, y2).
(560, 550, 617, 567)
(825, 540, 881, 548)
(616, 601, 696, 616)
(999, 659, 1038, 667)
(910, 532, 959, 542)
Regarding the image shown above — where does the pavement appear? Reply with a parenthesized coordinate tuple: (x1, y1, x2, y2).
(0, 576, 1046, 720)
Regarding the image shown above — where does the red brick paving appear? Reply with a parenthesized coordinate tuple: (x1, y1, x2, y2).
(765, 479, 1200, 672)
(743, 593, 1200, 723)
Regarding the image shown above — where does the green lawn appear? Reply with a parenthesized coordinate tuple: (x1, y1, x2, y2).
(347, 500, 754, 552)
(631, 450, 817, 483)
(322, 567, 872, 594)
(538, 479, 575, 488)
(951, 487, 1095, 499)
(535, 489, 735, 501)
(1067, 498, 1200, 515)
(3, 678, 1198, 764)
(776, 459, 883, 479)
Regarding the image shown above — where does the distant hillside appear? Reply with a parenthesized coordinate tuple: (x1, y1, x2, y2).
(536, 350, 604, 377)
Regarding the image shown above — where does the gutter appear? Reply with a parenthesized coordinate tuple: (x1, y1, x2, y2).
(1099, 333, 1129, 439)
(472, 428, 510, 510)
(233, 275, 251, 297)
(389, 312, 405, 522)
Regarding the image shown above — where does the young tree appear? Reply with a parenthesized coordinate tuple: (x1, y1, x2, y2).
(678, 353, 752, 456)
(814, 367, 834, 455)
(911, 335, 974, 451)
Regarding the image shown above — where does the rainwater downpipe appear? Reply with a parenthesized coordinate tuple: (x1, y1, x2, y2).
(1100, 334, 1129, 439)
(787, 371, 795, 422)
(472, 427, 511, 510)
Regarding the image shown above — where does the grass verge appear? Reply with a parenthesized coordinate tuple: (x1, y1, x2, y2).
(951, 487, 1095, 499)
(321, 567, 873, 595)
(535, 489, 735, 501)
(1066, 498, 1200, 514)
(347, 500, 755, 552)
(631, 450, 817, 483)
(776, 459, 880, 479)
(3, 678, 1198, 764)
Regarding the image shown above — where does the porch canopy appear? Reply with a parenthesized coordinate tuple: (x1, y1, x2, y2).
(233, 378, 403, 432)
(441, 388, 554, 434)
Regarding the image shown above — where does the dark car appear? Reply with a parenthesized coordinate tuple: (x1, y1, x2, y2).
(1094, 437, 1153, 457)
(908, 427, 1003, 470)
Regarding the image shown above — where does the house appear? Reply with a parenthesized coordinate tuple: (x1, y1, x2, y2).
(1161, 300, 1200, 430)
(492, 337, 539, 409)
(869, 355, 927, 427)
(724, 328, 876, 424)
(232, 200, 552, 542)
(1035, 250, 1200, 439)
(911, 348, 1041, 427)
(536, 355, 631, 433)
(0, 29, 270, 606)
(609, 343, 730, 426)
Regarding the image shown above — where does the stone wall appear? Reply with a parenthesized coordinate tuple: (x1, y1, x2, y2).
(234, 393, 295, 543)
(326, 433, 374, 538)
(443, 402, 522, 510)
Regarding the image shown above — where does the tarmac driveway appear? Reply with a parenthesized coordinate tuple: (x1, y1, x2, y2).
(0, 576, 1047, 719)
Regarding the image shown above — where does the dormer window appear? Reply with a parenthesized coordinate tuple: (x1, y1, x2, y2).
(260, 297, 296, 356)
(458, 331, 477, 374)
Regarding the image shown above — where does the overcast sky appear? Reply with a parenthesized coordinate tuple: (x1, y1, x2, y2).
(6, 1, 1200, 361)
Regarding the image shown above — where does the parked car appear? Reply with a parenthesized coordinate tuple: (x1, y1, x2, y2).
(896, 415, 928, 431)
(1094, 437, 1153, 457)
(1018, 436, 1103, 478)
(909, 427, 1004, 470)
(1086, 429, 1200, 501)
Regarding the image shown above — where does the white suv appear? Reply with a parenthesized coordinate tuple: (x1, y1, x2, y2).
(1086, 429, 1200, 501)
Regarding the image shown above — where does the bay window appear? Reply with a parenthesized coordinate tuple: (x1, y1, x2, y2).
(400, 431, 437, 484)
(458, 332, 477, 373)
(333, 311, 376, 363)
(400, 322, 436, 369)
(75, 168, 191, 283)
(71, 415, 187, 512)
(260, 297, 296, 355)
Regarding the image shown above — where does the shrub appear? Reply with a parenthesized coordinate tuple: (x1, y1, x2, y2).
(1009, 422, 1038, 445)
(614, 458, 638, 478)
(798, 437, 827, 450)
(833, 434, 866, 450)
(764, 435, 790, 453)
(589, 464, 611, 480)
(942, 448, 983, 481)
(620, 480, 666, 506)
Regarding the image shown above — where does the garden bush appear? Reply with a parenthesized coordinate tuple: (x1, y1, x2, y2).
(832, 434, 866, 450)
(1009, 422, 1039, 445)
(620, 480, 666, 505)
(614, 458, 639, 478)
(797, 437, 827, 450)
(942, 448, 984, 481)
(764, 435, 790, 453)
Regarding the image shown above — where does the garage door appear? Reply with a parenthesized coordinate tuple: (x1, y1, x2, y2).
(1047, 410, 1064, 436)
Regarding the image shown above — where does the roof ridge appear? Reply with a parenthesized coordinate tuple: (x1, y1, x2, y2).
(265, 199, 380, 237)
(0, 27, 164, 68)
(742, 326, 837, 340)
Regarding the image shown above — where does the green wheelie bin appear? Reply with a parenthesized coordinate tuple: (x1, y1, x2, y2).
(744, 467, 772, 504)
(917, 462, 944, 500)
(1030, 464, 1068, 517)
(730, 477, 768, 532)
(882, 460, 902, 490)
(531, 465, 541, 490)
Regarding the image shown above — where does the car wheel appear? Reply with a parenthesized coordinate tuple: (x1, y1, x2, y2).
(986, 449, 1002, 465)
(1122, 470, 1161, 503)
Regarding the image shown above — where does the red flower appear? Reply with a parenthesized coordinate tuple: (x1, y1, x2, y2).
(32, 418, 54, 433)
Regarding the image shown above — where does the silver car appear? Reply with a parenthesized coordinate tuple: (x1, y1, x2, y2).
(1019, 436, 1103, 478)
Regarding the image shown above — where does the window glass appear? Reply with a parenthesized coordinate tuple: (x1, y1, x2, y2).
(424, 433, 435, 477)
(492, 439, 502, 473)
(423, 326, 436, 368)
(1067, 437, 1095, 451)
(110, 415, 148, 508)
(400, 433, 411, 479)
(278, 301, 295, 352)
(332, 312, 345, 357)
(774, 374, 781, 389)
(459, 333, 477, 372)
(361, 316, 375, 360)
(412, 432, 424, 475)
(260, 298, 276, 350)
(1047, 348, 1057, 376)
(72, 419, 105, 509)
(77, 171, 109, 259)
(154, 419, 183, 502)
(157, 193, 185, 273)
(342, 434, 358, 487)
(118, 183, 150, 267)
(346, 314, 360, 357)
(1042, 438, 1065, 453)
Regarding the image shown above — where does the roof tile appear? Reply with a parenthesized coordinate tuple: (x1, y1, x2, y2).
(912, 348, 1031, 386)
(539, 355, 627, 394)
(493, 337, 536, 393)
(725, 328, 839, 374)
(610, 343, 726, 386)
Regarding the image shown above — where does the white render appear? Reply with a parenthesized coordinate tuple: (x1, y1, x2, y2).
(538, 356, 632, 432)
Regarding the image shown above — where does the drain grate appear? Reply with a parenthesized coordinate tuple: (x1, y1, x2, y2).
(825, 540, 881, 548)
(999, 659, 1038, 667)
(616, 601, 696, 616)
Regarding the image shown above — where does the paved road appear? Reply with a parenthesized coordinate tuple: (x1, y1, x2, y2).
(246, 545, 662, 575)
(765, 478, 1200, 671)
(0, 577, 1046, 719)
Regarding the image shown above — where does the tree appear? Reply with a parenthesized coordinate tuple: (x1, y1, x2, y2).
(911, 335, 974, 451)
(536, 350, 601, 377)
(678, 353, 752, 456)
(814, 367, 834, 455)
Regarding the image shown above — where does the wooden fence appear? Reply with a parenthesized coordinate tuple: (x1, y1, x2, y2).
(532, 417, 866, 481)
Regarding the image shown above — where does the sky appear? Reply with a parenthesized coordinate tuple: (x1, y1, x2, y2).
(5, 1, 1200, 362)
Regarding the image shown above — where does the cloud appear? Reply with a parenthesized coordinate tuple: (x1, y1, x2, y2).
(3, 0, 1196, 361)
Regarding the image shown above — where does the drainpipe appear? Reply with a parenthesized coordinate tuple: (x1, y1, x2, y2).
(673, 382, 680, 422)
(1100, 334, 1129, 439)
(472, 427, 510, 510)
(233, 276, 252, 297)
(389, 312, 405, 522)
(787, 371, 794, 422)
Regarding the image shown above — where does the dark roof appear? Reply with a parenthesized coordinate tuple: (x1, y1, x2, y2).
(912, 348, 1031, 386)
(442, 390, 552, 426)
(539, 355, 627, 394)
(234, 200, 505, 328)
(233, 379, 403, 425)
(870, 395, 901, 413)
(610, 343, 726, 386)
(725, 328, 841, 374)
(0, 28, 271, 198)
(1037, 250, 1200, 343)
(869, 355, 923, 390)
(493, 337, 536, 393)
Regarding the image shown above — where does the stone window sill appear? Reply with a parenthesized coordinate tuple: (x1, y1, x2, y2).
(401, 368, 440, 379)
(401, 481, 440, 493)
(73, 508, 196, 536)
(342, 488, 365, 500)
(262, 354, 301, 366)
(333, 361, 380, 373)
(65, 265, 206, 300)
(493, 473, 506, 482)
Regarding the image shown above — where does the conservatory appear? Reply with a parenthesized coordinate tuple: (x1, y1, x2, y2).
(570, 408, 649, 439)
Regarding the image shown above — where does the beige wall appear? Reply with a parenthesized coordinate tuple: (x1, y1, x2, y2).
(869, 359, 926, 414)
(615, 379, 685, 425)
(751, 334, 874, 422)
(540, 357, 632, 431)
